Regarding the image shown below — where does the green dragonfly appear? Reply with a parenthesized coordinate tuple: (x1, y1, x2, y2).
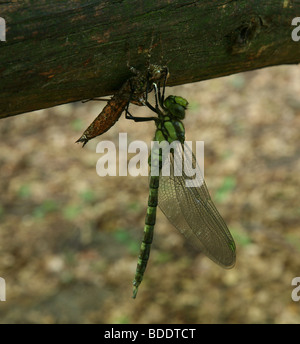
(126, 80, 236, 299)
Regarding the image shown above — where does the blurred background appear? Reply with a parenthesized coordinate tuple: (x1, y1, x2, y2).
(0, 65, 299, 324)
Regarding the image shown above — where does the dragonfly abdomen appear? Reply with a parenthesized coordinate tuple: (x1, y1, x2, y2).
(132, 175, 159, 298)
(133, 119, 182, 298)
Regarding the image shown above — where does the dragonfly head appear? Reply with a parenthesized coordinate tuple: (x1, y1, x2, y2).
(163, 96, 188, 119)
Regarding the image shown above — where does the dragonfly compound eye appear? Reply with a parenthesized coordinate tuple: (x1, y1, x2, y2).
(170, 104, 186, 119)
(174, 96, 189, 109)
(164, 96, 186, 119)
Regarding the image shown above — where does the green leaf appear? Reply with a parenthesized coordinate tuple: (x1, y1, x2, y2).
(18, 184, 31, 199)
(62, 205, 82, 220)
(114, 228, 140, 255)
(33, 199, 59, 218)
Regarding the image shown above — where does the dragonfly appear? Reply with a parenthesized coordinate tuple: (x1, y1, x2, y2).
(76, 64, 169, 147)
(126, 80, 236, 299)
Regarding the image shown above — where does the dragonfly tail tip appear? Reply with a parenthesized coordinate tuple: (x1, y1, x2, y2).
(75, 136, 88, 147)
(132, 287, 138, 299)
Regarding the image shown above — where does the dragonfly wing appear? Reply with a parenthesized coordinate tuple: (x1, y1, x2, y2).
(158, 146, 236, 268)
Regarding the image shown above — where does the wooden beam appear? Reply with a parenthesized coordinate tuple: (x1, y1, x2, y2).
(0, 0, 299, 118)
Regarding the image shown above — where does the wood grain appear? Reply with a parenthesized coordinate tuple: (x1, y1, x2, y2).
(0, 0, 299, 118)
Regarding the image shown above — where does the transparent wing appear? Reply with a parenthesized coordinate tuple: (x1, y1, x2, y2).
(158, 143, 236, 268)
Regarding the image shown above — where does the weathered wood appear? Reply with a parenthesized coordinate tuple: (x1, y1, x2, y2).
(0, 0, 299, 119)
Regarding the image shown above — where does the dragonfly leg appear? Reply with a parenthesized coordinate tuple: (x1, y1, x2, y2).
(152, 83, 160, 112)
(125, 107, 156, 122)
(141, 80, 160, 115)
(144, 78, 150, 104)
(141, 76, 158, 115)
(144, 100, 158, 114)
(125, 78, 157, 122)
(124, 79, 138, 120)
(153, 66, 168, 109)
(160, 66, 169, 107)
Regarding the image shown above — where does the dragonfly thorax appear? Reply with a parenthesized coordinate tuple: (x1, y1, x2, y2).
(154, 116, 185, 144)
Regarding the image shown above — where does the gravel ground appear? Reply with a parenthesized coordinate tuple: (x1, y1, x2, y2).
(0, 65, 299, 324)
